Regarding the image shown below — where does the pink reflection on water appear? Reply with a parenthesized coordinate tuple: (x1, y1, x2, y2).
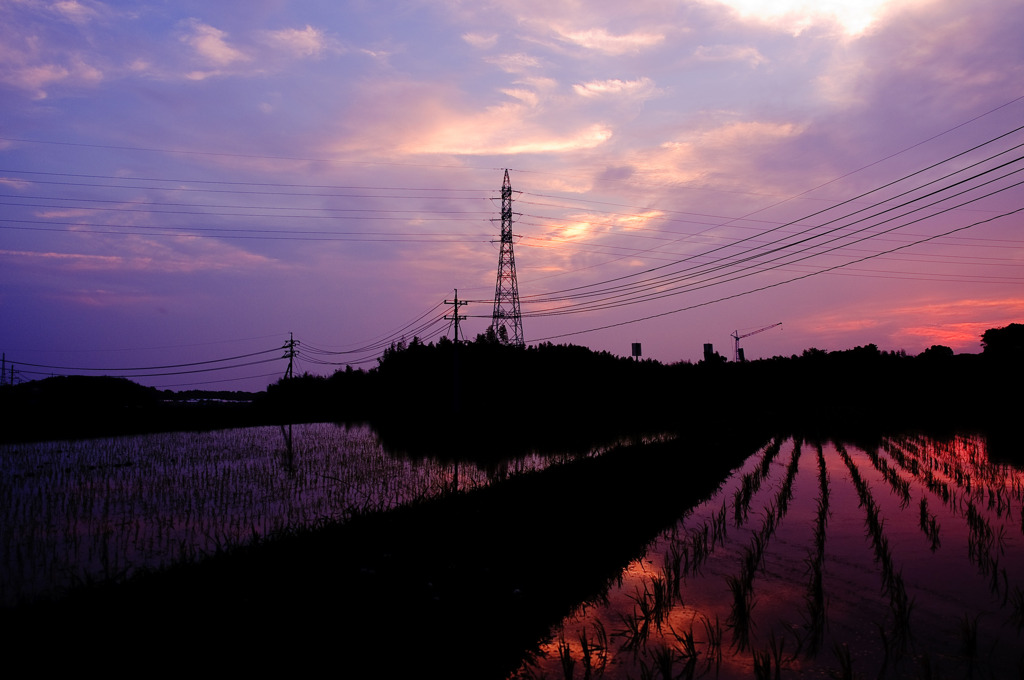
(515, 434, 1024, 679)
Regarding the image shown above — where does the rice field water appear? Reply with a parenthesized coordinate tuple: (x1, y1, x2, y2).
(0, 422, 603, 606)
(513, 434, 1024, 680)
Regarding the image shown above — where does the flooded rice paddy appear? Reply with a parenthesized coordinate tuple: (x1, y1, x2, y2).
(0, 422, 621, 606)
(513, 434, 1024, 679)
(3, 426, 1022, 679)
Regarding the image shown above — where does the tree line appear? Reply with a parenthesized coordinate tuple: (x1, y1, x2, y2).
(2, 324, 1021, 446)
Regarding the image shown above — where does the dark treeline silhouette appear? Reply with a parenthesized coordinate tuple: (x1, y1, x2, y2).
(274, 326, 1021, 453)
(2, 323, 1021, 446)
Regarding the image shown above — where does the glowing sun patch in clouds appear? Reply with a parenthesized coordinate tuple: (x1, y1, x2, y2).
(711, 0, 916, 36)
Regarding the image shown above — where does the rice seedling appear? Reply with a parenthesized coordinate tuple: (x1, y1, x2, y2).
(671, 628, 699, 680)
(577, 621, 608, 679)
(734, 482, 751, 527)
(918, 497, 941, 551)
(700, 613, 723, 674)
(667, 620, 699, 659)
(682, 523, 712, 577)
(776, 441, 802, 517)
(726, 574, 756, 651)
(888, 577, 915, 657)
(865, 445, 912, 508)
(1009, 587, 1024, 632)
(711, 500, 728, 548)
(959, 612, 980, 677)
(802, 553, 827, 656)
(753, 631, 788, 680)
(732, 438, 783, 527)
(557, 634, 576, 679)
(639, 644, 683, 680)
(874, 622, 892, 678)
(832, 641, 854, 680)
(662, 543, 684, 605)
(752, 647, 773, 680)
(641, 575, 672, 632)
(618, 604, 651, 653)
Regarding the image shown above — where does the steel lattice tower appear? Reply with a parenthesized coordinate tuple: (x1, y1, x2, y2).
(491, 169, 524, 347)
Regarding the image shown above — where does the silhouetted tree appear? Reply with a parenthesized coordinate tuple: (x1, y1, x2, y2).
(981, 323, 1024, 359)
(918, 345, 954, 360)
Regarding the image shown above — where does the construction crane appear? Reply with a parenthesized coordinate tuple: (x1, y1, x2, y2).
(731, 322, 782, 362)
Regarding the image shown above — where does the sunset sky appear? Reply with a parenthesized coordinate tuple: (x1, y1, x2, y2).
(2, 0, 1022, 390)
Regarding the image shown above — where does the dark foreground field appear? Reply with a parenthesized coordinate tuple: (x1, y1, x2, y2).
(1, 430, 767, 678)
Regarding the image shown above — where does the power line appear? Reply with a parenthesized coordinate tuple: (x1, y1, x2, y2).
(11, 347, 280, 372)
(517, 174, 1023, 318)
(512, 125, 1024, 306)
(492, 135, 1024, 315)
(530, 206, 1024, 343)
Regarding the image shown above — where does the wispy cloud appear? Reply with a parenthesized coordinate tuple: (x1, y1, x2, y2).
(693, 44, 767, 66)
(573, 77, 660, 100)
(462, 32, 498, 49)
(260, 25, 329, 59)
(178, 19, 252, 80)
(484, 52, 542, 73)
(52, 0, 103, 25)
(553, 26, 665, 54)
(0, 36, 103, 98)
(0, 177, 31, 190)
(0, 237, 278, 275)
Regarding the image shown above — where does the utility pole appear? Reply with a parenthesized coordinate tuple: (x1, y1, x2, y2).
(282, 332, 298, 379)
(491, 169, 525, 347)
(279, 333, 298, 460)
(444, 289, 468, 341)
(444, 289, 467, 422)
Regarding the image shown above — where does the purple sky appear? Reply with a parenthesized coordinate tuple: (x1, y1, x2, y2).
(2, 0, 1022, 390)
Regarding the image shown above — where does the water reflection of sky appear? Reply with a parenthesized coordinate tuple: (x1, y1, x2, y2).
(516, 435, 1024, 679)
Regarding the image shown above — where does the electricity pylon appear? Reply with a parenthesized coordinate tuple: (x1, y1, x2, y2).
(490, 169, 524, 347)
